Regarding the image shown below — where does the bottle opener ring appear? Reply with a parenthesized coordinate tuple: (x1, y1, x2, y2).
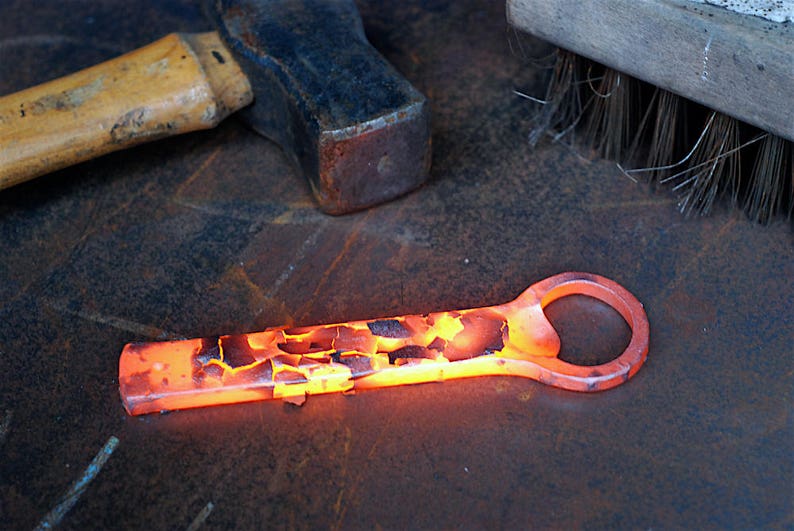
(119, 272, 649, 415)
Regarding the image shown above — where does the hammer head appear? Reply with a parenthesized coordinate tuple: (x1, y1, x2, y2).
(209, 0, 431, 214)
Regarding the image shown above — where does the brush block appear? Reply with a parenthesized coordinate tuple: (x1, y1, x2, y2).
(507, 0, 794, 142)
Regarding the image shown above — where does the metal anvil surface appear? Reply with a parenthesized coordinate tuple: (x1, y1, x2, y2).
(0, 1, 791, 529)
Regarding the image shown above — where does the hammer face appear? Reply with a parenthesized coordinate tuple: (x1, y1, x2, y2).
(316, 100, 431, 214)
(211, 0, 432, 214)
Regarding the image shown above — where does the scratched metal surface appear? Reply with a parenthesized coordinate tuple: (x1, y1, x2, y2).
(0, 1, 792, 529)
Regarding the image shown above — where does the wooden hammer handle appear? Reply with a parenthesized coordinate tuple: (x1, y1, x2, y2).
(0, 32, 253, 189)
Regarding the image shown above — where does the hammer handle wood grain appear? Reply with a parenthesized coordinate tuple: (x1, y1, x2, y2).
(0, 32, 253, 189)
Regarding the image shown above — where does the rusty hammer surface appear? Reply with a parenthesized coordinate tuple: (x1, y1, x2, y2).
(0, 0, 431, 214)
(209, 0, 431, 214)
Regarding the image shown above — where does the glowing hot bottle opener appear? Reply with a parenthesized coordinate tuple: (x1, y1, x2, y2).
(119, 272, 649, 415)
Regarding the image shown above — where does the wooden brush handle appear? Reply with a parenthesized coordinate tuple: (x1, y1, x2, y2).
(507, 0, 794, 142)
(0, 32, 253, 189)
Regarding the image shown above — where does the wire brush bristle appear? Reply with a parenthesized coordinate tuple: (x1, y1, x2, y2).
(524, 49, 581, 148)
(524, 51, 794, 224)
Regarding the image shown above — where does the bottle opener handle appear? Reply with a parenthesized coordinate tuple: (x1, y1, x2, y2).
(119, 272, 649, 415)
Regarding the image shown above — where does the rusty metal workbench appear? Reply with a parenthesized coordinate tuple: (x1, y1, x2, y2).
(0, 1, 791, 529)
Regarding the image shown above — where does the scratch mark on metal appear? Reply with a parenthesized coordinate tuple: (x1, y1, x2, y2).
(44, 300, 178, 340)
(0, 182, 155, 316)
(331, 426, 354, 531)
(0, 34, 78, 53)
(0, 409, 11, 447)
(170, 197, 260, 222)
(35, 436, 119, 531)
(586, 197, 678, 210)
(175, 145, 223, 197)
(265, 223, 328, 299)
(333, 489, 346, 528)
(0, 34, 125, 54)
(653, 218, 735, 304)
(186, 501, 215, 531)
(360, 223, 432, 248)
(271, 206, 328, 225)
(71, 180, 156, 250)
(297, 211, 372, 322)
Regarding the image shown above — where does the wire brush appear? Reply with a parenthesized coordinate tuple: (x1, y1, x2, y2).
(508, 0, 793, 224)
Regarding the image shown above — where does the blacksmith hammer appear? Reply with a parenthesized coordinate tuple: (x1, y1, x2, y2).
(0, 0, 431, 214)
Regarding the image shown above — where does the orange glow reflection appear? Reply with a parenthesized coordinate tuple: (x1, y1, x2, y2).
(119, 272, 649, 415)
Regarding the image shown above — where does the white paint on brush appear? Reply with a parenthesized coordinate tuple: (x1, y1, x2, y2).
(701, 35, 713, 81)
(689, 0, 794, 23)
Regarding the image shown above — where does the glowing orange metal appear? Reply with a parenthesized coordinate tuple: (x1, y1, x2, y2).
(119, 272, 649, 415)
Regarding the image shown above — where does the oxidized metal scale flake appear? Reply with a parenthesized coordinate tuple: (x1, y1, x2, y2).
(119, 272, 649, 415)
